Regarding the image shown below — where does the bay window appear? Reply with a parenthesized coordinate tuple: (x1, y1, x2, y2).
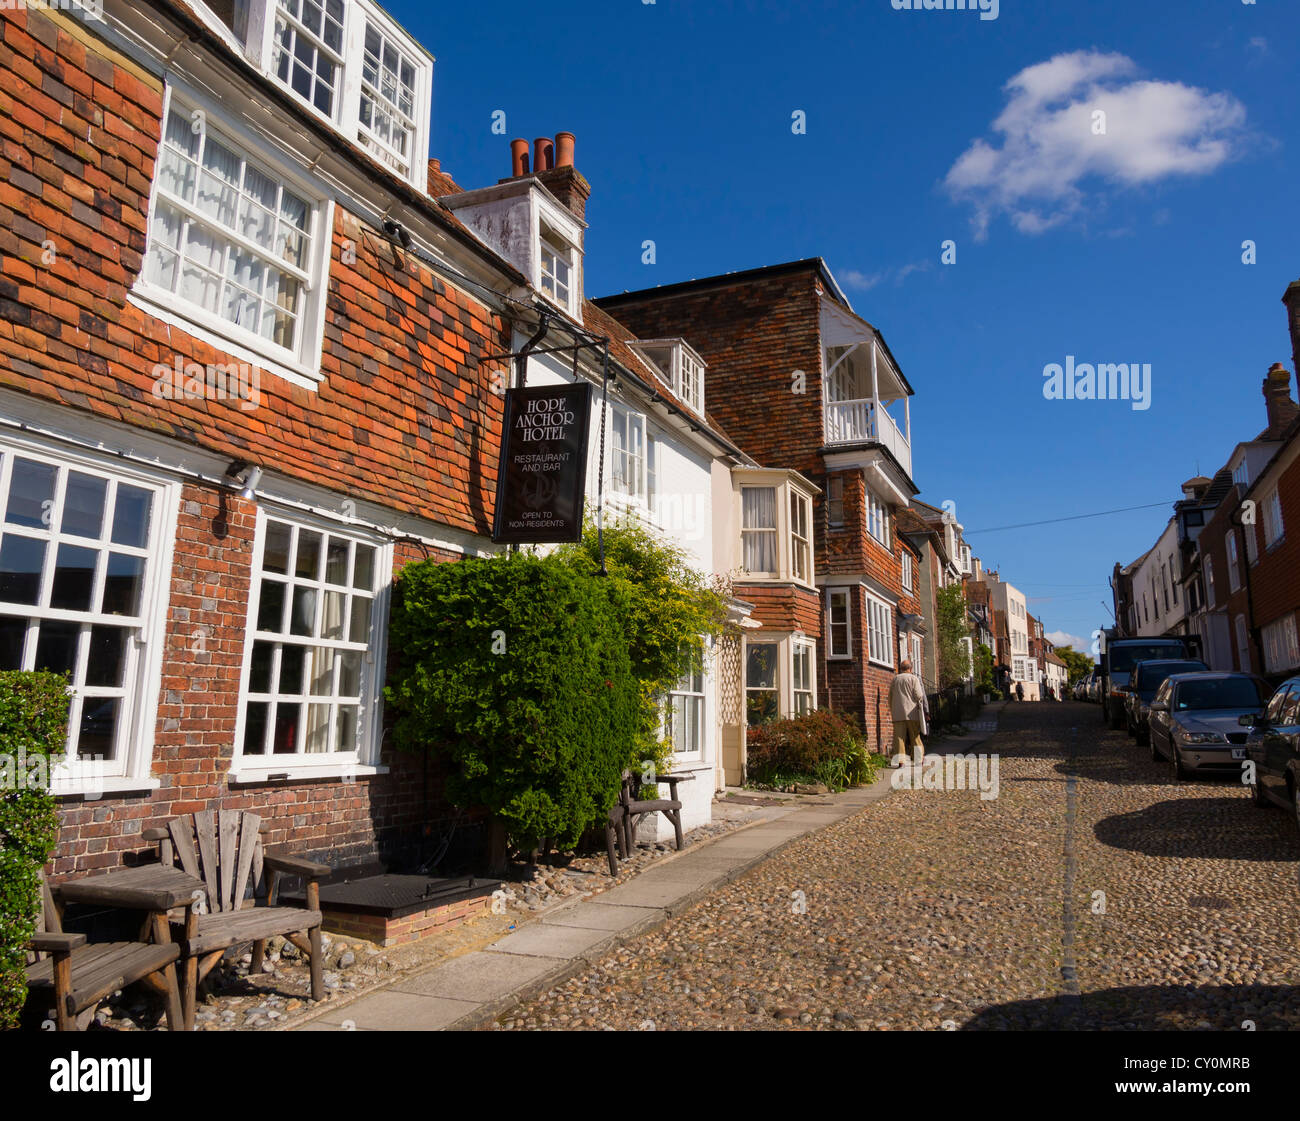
(0, 440, 176, 792)
(745, 640, 779, 727)
(790, 492, 811, 583)
(792, 640, 815, 715)
(237, 514, 388, 773)
(741, 487, 778, 575)
(666, 648, 706, 758)
(204, 0, 433, 188)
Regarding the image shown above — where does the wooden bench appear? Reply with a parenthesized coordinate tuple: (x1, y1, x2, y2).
(604, 770, 695, 874)
(27, 866, 199, 1031)
(143, 809, 331, 1029)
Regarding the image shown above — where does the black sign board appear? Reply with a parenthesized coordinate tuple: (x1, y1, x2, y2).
(492, 382, 593, 544)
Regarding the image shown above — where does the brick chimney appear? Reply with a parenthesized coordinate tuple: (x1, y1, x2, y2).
(1262, 362, 1299, 435)
(1284, 280, 1300, 380)
(502, 132, 591, 223)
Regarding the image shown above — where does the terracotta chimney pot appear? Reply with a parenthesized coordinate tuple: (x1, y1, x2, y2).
(555, 132, 575, 168)
(533, 137, 554, 173)
(510, 138, 530, 178)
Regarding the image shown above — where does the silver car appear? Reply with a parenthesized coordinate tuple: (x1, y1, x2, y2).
(1147, 672, 1271, 778)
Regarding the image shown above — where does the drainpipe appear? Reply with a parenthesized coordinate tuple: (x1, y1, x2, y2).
(1233, 505, 1266, 673)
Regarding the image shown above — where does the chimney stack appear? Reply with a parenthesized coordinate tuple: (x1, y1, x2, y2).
(1284, 280, 1300, 379)
(510, 138, 530, 178)
(532, 137, 554, 173)
(1262, 361, 1299, 435)
(502, 134, 591, 223)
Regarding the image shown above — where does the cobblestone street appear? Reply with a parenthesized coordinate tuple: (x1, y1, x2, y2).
(498, 702, 1300, 1030)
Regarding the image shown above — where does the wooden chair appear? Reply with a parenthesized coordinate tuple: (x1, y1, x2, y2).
(143, 809, 331, 1029)
(603, 770, 695, 874)
(26, 871, 188, 1031)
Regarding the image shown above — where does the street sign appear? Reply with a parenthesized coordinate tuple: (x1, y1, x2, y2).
(491, 382, 593, 544)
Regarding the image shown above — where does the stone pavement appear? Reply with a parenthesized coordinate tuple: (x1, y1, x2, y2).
(291, 770, 901, 1031)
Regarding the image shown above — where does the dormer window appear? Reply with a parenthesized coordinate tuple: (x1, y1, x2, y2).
(539, 228, 573, 310)
(200, 0, 433, 188)
(629, 340, 706, 415)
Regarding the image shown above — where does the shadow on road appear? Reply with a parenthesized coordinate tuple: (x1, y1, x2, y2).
(1092, 798, 1300, 861)
(960, 983, 1300, 1030)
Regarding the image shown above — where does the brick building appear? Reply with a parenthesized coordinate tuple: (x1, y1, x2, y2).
(0, 0, 755, 875)
(596, 261, 924, 754)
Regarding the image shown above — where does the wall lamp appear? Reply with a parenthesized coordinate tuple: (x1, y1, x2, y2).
(225, 460, 264, 502)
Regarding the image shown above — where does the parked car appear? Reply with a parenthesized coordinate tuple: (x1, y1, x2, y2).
(1085, 669, 1102, 703)
(1124, 658, 1210, 744)
(1148, 672, 1271, 778)
(1099, 636, 1195, 729)
(1242, 676, 1300, 830)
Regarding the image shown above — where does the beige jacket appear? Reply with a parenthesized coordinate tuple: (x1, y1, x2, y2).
(889, 672, 929, 724)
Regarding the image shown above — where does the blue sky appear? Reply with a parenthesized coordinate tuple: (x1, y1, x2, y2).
(390, 0, 1298, 653)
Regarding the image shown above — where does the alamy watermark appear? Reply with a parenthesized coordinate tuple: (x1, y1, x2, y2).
(151, 357, 261, 412)
(891, 752, 1000, 800)
(0, 0, 103, 20)
(891, 0, 999, 22)
(1042, 356, 1151, 411)
(1, 747, 108, 800)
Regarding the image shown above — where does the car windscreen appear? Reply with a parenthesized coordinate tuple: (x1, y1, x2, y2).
(1173, 678, 1266, 711)
(1134, 661, 1208, 691)
(1107, 644, 1186, 673)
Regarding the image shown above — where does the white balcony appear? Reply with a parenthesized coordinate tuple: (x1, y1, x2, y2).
(823, 397, 911, 476)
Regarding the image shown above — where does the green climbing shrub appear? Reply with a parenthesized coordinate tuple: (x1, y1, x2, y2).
(0, 671, 69, 1029)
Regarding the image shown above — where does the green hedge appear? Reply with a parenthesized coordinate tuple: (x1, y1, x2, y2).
(385, 552, 644, 851)
(0, 672, 69, 1030)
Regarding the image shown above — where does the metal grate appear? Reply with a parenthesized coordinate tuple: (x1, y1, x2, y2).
(285, 874, 502, 919)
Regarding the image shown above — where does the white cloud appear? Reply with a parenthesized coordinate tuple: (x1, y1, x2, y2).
(944, 50, 1247, 239)
(841, 260, 932, 291)
(1248, 37, 1268, 54)
(1047, 630, 1090, 652)
(841, 269, 886, 291)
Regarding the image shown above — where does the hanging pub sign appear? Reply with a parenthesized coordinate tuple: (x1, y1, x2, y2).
(492, 382, 593, 544)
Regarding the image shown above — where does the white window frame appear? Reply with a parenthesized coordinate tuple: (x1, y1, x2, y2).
(1262, 613, 1300, 675)
(231, 506, 391, 782)
(743, 637, 781, 728)
(901, 549, 914, 592)
(0, 433, 180, 796)
(1245, 518, 1259, 566)
(539, 227, 575, 313)
(912, 633, 924, 676)
(133, 84, 334, 390)
(610, 404, 647, 505)
(792, 637, 816, 715)
(1204, 555, 1216, 608)
(665, 640, 707, 760)
(826, 476, 845, 527)
(740, 485, 779, 577)
(1263, 488, 1285, 549)
(1226, 533, 1240, 593)
(865, 486, 890, 548)
(790, 491, 812, 585)
(865, 592, 894, 669)
(250, 0, 433, 190)
(826, 588, 853, 660)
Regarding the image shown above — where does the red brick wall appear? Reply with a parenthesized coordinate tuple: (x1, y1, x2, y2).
(50, 480, 468, 878)
(1242, 445, 1300, 675)
(734, 582, 822, 636)
(0, 3, 508, 537)
(0, 5, 501, 878)
(595, 269, 826, 479)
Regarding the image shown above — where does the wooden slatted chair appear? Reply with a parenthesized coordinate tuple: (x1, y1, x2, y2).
(143, 809, 331, 1029)
(26, 871, 187, 1031)
(603, 770, 695, 874)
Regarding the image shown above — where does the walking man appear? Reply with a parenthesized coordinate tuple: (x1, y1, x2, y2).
(889, 660, 929, 767)
(1016, 680, 1025, 703)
